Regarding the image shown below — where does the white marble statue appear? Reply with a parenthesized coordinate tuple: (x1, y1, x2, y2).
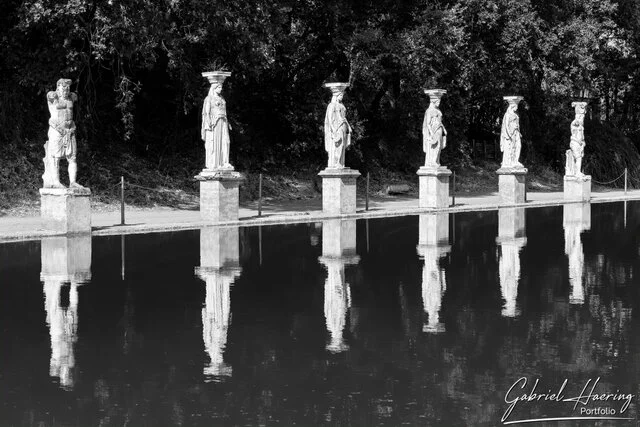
(500, 97, 524, 169)
(201, 72, 233, 170)
(565, 102, 587, 177)
(202, 271, 234, 378)
(422, 90, 447, 167)
(323, 259, 351, 353)
(43, 78, 85, 189)
(44, 282, 78, 390)
(324, 83, 352, 169)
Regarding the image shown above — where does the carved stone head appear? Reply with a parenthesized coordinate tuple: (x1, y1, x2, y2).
(325, 82, 349, 102)
(56, 78, 72, 98)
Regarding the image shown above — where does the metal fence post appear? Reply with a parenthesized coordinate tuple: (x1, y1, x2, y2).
(258, 173, 263, 217)
(451, 171, 456, 207)
(366, 172, 370, 211)
(120, 176, 125, 225)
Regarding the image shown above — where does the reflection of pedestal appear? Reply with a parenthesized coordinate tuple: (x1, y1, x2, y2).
(417, 167, 451, 209)
(417, 213, 450, 333)
(498, 206, 526, 239)
(318, 168, 361, 215)
(195, 170, 244, 223)
(40, 187, 91, 234)
(418, 213, 450, 247)
(319, 219, 359, 353)
(564, 175, 591, 202)
(497, 168, 527, 205)
(195, 227, 241, 380)
(40, 235, 92, 390)
(322, 219, 357, 258)
(496, 207, 526, 317)
(563, 204, 591, 305)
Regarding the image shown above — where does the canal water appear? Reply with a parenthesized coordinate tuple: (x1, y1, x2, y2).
(1, 202, 639, 426)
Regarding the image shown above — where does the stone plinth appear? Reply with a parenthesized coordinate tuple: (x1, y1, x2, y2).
(318, 168, 361, 215)
(564, 175, 591, 202)
(40, 235, 92, 283)
(497, 167, 527, 205)
(40, 187, 91, 234)
(196, 170, 244, 223)
(417, 166, 451, 209)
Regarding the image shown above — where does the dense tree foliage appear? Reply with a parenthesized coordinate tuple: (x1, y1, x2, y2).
(1, 0, 640, 181)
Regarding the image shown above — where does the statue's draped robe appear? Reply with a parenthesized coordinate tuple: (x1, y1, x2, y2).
(500, 110, 521, 167)
(324, 100, 351, 168)
(422, 105, 446, 167)
(202, 94, 231, 169)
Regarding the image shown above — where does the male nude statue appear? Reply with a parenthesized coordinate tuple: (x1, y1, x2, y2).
(43, 78, 85, 189)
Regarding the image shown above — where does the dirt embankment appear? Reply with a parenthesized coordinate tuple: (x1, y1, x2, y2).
(1, 158, 569, 217)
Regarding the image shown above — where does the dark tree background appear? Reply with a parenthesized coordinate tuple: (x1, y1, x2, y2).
(2, 0, 640, 199)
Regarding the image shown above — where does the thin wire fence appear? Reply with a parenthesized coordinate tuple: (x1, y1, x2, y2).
(591, 170, 627, 186)
(110, 166, 637, 225)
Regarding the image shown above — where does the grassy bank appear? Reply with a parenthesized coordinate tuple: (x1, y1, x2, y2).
(1, 147, 571, 218)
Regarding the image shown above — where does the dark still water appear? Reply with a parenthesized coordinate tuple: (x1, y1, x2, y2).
(1, 202, 640, 426)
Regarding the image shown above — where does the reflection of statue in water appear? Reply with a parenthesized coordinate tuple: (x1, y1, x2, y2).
(202, 270, 235, 378)
(565, 102, 587, 178)
(500, 98, 524, 169)
(498, 243, 522, 317)
(43, 282, 78, 390)
(43, 78, 85, 189)
(40, 235, 91, 391)
(195, 226, 240, 380)
(564, 225, 584, 304)
(422, 91, 447, 167)
(421, 247, 447, 333)
(201, 82, 233, 170)
(323, 259, 351, 353)
(324, 85, 352, 169)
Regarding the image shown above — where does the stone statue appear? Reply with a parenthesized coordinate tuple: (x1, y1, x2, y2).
(43, 78, 85, 189)
(565, 102, 587, 177)
(324, 83, 352, 169)
(422, 90, 447, 167)
(201, 79, 233, 170)
(500, 96, 524, 169)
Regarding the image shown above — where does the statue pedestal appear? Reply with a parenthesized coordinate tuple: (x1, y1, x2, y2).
(497, 167, 527, 205)
(40, 187, 91, 234)
(319, 168, 361, 215)
(417, 166, 451, 208)
(196, 169, 244, 223)
(563, 175, 591, 202)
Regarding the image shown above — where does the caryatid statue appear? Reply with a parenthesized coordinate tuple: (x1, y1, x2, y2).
(324, 83, 352, 169)
(500, 96, 524, 169)
(43, 78, 85, 189)
(422, 89, 447, 167)
(565, 101, 587, 178)
(201, 71, 233, 170)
